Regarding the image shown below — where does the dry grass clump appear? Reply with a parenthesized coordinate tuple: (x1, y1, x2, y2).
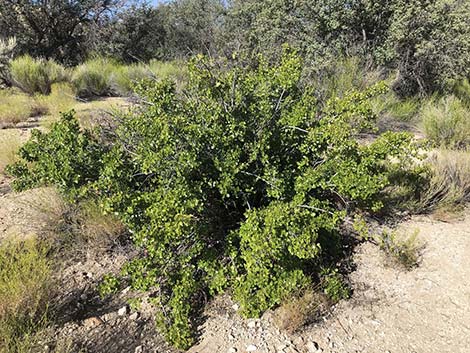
(0, 130, 22, 174)
(75, 200, 127, 250)
(421, 95, 470, 147)
(0, 238, 52, 352)
(419, 149, 470, 213)
(0, 89, 47, 126)
(274, 288, 328, 333)
(9, 55, 68, 95)
(378, 229, 421, 269)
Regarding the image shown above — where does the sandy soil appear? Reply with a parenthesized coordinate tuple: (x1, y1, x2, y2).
(188, 213, 470, 353)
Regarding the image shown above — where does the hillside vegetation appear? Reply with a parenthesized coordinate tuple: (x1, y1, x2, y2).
(1, 0, 470, 351)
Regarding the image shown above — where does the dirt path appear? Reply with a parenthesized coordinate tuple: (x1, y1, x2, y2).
(189, 213, 470, 353)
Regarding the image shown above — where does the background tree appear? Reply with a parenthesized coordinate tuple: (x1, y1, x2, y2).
(0, 0, 123, 65)
(94, 3, 166, 62)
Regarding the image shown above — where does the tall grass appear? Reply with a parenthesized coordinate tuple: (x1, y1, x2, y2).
(10, 55, 67, 95)
(0, 89, 47, 126)
(0, 130, 22, 174)
(314, 56, 382, 101)
(421, 95, 470, 147)
(71, 57, 120, 97)
(419, 149, 470, 212)
(0, 238, 52, 352)
(111, 64, 150, 96)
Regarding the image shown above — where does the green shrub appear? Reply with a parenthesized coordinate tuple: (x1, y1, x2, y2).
(71, 57, 120, 97)
(10, 55, 67, 95)
(0, 238, 51, 352)
(8, 51, 421, 349)
(6, 111, 105, 195)
(321, 269, 350, 302)
(421, 95, 470, 147)
(385, 0, 470, 96)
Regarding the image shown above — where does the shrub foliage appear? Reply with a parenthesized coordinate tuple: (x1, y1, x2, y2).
(8, 51, 420, 349)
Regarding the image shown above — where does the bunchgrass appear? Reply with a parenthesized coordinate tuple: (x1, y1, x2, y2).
(0, 130, 22, 174)
(419, 149, 470, 213)
(0, 89, 47, 126)
(0, 238, 52, 352)
(10, 55, 67, 95)
(421, 95, 470, 147)
(71, 57, 120, 97)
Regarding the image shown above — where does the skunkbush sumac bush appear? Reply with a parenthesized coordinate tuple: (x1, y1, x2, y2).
(7, 51, 421, 349)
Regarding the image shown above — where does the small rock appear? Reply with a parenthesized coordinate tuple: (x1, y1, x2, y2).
(129, 312, 139, 320)
(83, 316, 104, 328)
(134, 345, 143, 353)
(228, 333, 235, 340)
(118, 306, 128, 316)
(246, 344, 257, 352)
(232, 304, 239, 311)
(228, 348, 237, 353)
(328, 341, 334, 349)
(85, 272, 93, 279)
(122, 286, 131, 294)
(306, 341, 319, 353)
(247, 321, 256, 329)
(80, 293, 88, 301)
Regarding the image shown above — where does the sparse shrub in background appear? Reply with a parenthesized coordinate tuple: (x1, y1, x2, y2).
(378, 229, 420, 269)
(9, 55, 67, 95)
(274, 288, 328, 334)
(419, 149, 470, 213)
(0, 130, 22, 174)
(8, 51, 422, 349)
(0, 238, 52, 352)
(71, 58, 120, 98)
(421, 96, 470, 147)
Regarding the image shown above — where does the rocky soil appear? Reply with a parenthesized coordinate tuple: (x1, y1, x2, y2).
(1, 107, 469, 353)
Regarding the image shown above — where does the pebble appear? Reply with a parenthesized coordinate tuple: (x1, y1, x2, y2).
(232, 304, 239, 311)
(118, 306, 128, 316)
(134, 345, 143, 353)
(247, 321, 257, 329)
(83, 316, 104, 328)
(246, 344, 258, 352)
(129, 312, 139, 320)
(306, 341, 319, 353)
(228, 348, 237, 353)
(228, 333, 235, 340)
